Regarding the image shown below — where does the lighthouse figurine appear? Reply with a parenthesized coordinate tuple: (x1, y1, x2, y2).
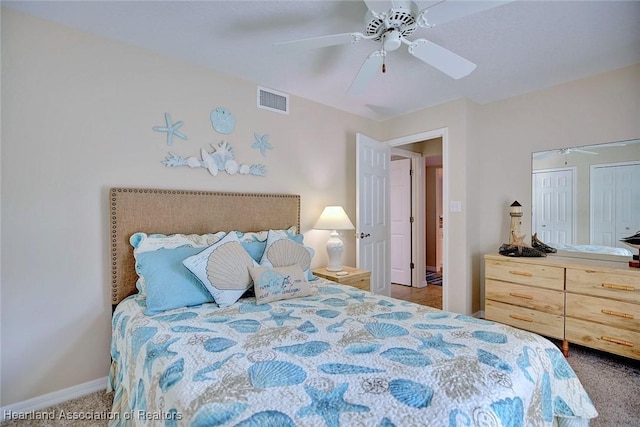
(509, 201, 523, 244)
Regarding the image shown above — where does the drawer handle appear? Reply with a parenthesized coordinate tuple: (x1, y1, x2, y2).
(509, 270, 533, 277)
(509, 292, 533, 300)
(600, 336, 634, 347)
(601, 283, 635, 291)
(509, 314, 533, 322)
(601, 309, 634, 319)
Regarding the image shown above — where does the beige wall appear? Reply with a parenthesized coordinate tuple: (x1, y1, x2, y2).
(2, 6, 639, 408)
(0, 9, 377, 406)
(467, 64, 640, 312)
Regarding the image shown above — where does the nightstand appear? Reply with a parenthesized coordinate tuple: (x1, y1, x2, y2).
(312, 266, 371, 291)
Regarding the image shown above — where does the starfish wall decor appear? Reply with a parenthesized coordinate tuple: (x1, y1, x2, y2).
(153, 112, 187, 146)
(252, 133, 272, 157)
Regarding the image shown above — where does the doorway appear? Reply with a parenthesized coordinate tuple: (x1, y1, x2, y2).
(357, 128, 450, 311)
(389, 138, 444, 309)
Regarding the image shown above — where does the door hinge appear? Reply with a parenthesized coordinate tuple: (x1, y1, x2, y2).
(410, 262, 415, 270)
(409, 216, 414, 223)
(409, 169, 413, 176)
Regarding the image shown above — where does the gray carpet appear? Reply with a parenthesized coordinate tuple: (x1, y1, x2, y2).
(2, 343, 638, 426)
(562, 343, 640, 426)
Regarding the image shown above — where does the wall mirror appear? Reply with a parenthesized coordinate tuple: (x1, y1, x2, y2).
(531, 138, 640, 261)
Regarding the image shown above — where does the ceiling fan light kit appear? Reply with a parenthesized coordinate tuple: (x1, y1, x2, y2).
(382, 29, 402, 52)
(274, 0, 511, 94)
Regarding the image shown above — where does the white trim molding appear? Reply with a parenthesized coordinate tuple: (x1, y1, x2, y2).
(386, 127, 450, 309)
(1, 377, 108, 422)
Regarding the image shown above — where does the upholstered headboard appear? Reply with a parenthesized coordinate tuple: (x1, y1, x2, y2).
(109, 188, 301, 305)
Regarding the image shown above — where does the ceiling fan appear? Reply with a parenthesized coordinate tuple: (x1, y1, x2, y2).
(533, 141, 632, 160)
(274, 0, 511, 95)
(533, 147, 598, 159)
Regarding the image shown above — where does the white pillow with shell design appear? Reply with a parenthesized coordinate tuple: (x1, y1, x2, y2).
(182, 231, 257, 307)
(259, 229, 314, 280)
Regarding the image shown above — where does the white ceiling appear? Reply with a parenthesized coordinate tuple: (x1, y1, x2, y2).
(4, 0, 640, 121)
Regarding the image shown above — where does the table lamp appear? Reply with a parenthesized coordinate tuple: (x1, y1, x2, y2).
(314, 206, 355, 272)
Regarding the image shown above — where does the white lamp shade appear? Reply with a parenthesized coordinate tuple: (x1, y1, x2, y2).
(313, 206, 355, 230)
(314, 206, 354, 272)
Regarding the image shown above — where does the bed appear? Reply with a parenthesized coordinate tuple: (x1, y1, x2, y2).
(551, 243, 632, 257)
(108, 188, 598, 426)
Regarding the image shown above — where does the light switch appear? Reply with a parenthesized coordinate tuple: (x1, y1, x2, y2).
(449, 201, 462, 212)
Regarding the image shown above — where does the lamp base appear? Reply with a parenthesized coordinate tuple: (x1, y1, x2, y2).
(325, 230, 344, 272)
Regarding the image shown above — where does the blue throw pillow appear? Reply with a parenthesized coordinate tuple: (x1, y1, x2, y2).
(136, 246, 215, 315)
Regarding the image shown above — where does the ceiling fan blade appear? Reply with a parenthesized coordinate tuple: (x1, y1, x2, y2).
(408, 39, 476, 79)
(348, 51, 385, 96)
(274, 32, 363, 51)
(418, 1, 512, 27)
(573, 149, 598, 155)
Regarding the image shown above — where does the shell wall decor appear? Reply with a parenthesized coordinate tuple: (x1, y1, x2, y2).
(163, 141, 266, 176)
(155, 106, 271, 178)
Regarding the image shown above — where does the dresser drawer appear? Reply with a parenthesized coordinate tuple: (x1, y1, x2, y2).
(566, 293, 640, 331)
(485, 300, 564, 339)
(566, 317, 640, 360)
(566, 268, 640, 304)
(485, 259, 564, 290)
(486, 279, 564, 315)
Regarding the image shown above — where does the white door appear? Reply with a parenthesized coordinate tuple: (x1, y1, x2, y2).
(390, 158, 411, 286)
(435, 167, 443, 272)
(591, 163, 640, 248)
(614, 164, 640, 246)
(532, 169, 574, 244)
(591, 166, 617, 246)
(356, 133, 390, 296)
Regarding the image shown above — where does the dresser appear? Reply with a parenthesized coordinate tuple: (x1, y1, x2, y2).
(484, 253, 640, 360)
(312, 266, 371, 291)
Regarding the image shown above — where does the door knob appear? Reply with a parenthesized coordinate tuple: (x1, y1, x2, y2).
(359, 232, 371, 239)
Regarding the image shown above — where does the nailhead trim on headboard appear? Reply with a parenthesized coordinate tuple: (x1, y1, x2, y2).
(109, 188, 301, 305)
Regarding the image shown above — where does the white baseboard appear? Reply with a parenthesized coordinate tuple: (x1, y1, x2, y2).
(1, 377, 108, 422)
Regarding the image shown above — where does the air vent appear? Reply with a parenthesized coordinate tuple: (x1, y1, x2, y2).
(257, 86, 289, 115)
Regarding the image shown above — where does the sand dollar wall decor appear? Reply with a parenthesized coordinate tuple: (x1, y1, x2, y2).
(211, 107, 235, 134)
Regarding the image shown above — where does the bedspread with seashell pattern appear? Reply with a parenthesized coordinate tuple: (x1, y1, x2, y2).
(109, 279, 597, 426)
